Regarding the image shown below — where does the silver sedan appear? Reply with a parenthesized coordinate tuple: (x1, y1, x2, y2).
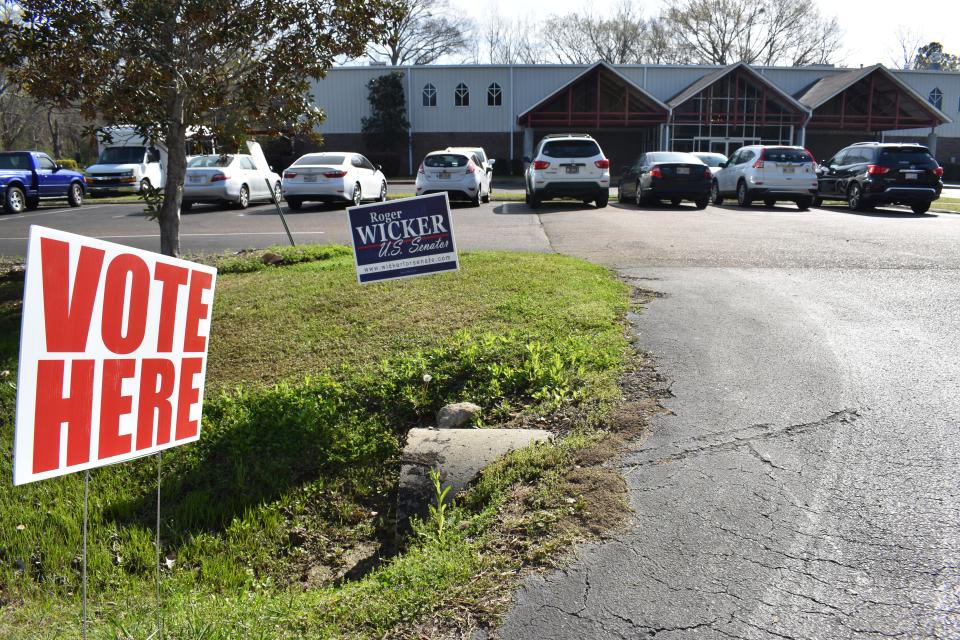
(182, 154, 282, 210)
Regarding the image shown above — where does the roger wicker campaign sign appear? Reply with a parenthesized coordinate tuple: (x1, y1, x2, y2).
(13, 226, 217, 486)
(347, 192, 459, 284)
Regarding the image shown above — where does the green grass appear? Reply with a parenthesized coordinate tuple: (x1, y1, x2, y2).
(0, 247, 632, 638)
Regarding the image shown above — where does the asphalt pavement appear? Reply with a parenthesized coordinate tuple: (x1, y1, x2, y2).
(2, 197, 958, 638)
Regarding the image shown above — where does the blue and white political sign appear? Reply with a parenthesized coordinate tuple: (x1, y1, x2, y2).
(347, 192, 459, 284)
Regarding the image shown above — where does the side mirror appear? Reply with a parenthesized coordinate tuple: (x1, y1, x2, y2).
(377, 164, 383, 171)
(488, 159, 496, 166)
(719, 161, 728, 169)
(54, 164, 62, 171)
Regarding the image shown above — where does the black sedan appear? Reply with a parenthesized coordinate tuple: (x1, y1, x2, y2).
(618, 152, 712, 208)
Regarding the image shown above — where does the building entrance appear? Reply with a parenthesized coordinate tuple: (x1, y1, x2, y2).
(693, 137, 760, 156)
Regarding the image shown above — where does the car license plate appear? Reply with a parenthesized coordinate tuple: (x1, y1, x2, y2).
(905, 173, 918, 180)
(304, 175, 317, 182)
(677, 167, 689, 175)
(439, 171, 450, 179)
(190, 175, 204, 184)
(565, 166, 579, 174)
(783, 166, 795, 174)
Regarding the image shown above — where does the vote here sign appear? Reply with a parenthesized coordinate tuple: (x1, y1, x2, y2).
(348, 192, 459, 284)
(13, 227, 217, 486)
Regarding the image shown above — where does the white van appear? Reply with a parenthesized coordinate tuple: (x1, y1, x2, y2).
(85, 126, 215, 195)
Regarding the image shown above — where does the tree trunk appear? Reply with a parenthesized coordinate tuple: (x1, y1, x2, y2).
(159, 115, 187, 257)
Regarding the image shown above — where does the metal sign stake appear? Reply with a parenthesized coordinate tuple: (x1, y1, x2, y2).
(155, 451, 163, 640)
(265, 179, 295, 247)
(82, 469, 89, 640)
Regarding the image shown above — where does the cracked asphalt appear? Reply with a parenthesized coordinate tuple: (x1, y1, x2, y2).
(3, 197, 959, 638)
(498, 202, 960, 639)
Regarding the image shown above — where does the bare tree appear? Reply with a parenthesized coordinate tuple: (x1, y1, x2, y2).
(662, 0, 842, 66)
(477, 15, 546, 64)
(541, 2, 655, 65)
(369, 0, 472, 65)
(890, 27, 925, 69)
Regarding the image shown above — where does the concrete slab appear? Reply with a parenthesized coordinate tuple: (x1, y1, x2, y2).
(398, 427, 553, 530)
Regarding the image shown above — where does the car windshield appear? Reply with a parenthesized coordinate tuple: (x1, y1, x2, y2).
(879, 148, 936, 166)
(764, 148, 810, 163)
(97, 146, 146, 164)
(188, 155, 234, 168)
(294, 154, 344, 166)
(0, 153, 31, 170)
(694, 154, 727, 167)
(424, 154, 469, 168)
(648, 152, 703, 165)
(542, 140, 601, 158)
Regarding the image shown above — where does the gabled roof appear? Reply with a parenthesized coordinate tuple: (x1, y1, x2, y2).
(798, 64, 951, 124)
(517, 60, 670, 122)
(667, 61, 809, 114)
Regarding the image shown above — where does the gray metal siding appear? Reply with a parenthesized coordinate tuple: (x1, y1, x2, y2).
(311, 64, 960, 138)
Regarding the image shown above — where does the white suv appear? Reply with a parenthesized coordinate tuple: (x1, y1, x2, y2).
(524, 134, 610, 208)
(711, 145, 818, 210)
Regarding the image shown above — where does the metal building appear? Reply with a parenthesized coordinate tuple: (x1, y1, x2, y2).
(310, 61, 958, 174)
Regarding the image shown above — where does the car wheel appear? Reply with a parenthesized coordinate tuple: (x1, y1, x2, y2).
(4, 185, 26, 214)
(812, 196, 823, 208)
(379, 181, 388, 202)
(912, 202, 931, 214)
(352, 183, 362, 206)
(139, 178, 151, 195)
(529, 191, 541, 209)
(847, 183, 864, 211)
(234, 185, 249, 209)
(634, 182, 643, 207)
(596, 194, 608, 208)
(736, 181, 753, 207)
(524, 186, 531, 205)
(796, 197, 812, 211)
(694, 197, 709, 209)
(287, 198, 302, 210)
(711, 181, 724, 206)
(763, 199, 775, 208)
(273, 182, 283, 203)
(68, 182, 83, 207)
(471, 192, 481, 207)
(481, 182, 490, 203)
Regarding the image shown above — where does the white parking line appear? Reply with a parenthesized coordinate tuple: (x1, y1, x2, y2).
(0, 204, 119, 221)
(0, 231, 326, 241)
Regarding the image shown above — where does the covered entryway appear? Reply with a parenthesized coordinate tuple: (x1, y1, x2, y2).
(667, 62, 810, 155)
(799, 64, 951, 160)
(517, 62, 670, 172)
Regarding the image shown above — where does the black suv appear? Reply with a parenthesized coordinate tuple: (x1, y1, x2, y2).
(816, 142, 943, 214)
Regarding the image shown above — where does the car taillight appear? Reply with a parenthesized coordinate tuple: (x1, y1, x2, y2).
(533, 160, 550, 170)
(210, 173, 229, 182)
(283, 171, 297, 179)
(753, 148, 766, 169)
(466, 161, 476, 174)
(418, 163, 425, 175)
(803, 148, 818, 170)
(594, 159, 610, 169)
(650, 167, 663, 178)
(323, 170, 347, 178)
(703, 167, 712, 178)
(933, 166, 944, 177)
(866, 165, 890, 175)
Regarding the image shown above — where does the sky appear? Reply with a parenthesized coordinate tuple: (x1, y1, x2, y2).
(458, 0, 960, 69)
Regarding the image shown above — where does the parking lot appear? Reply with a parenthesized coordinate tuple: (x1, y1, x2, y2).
(2, 195, 959, 264)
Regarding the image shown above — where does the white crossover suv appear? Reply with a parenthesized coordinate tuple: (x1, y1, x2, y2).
(524, 134, 610, 208)
(711, 145, 818, 210)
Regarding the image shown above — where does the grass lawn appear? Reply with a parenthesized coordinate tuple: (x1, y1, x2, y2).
(0, 246, 638, 639)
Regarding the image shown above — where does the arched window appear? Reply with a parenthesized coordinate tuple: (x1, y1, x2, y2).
(422, 83, 437, 107)
(487, 82, 502, 107)
(929, 87, 943, 110)
(455, 83, 469, 107)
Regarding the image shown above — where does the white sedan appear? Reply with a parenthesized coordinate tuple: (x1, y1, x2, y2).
(281, 152, 387, 209)
(182, 154, 282, 210)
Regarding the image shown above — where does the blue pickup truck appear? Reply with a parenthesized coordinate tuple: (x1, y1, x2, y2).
(0, 151, 86, 214)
